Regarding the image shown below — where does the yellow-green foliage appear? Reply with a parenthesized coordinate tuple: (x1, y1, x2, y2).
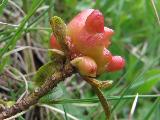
(32, 61, 61, 86)
(50, 16, 67, 51)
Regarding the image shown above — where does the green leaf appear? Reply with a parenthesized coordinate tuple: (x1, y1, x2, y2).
(32, 61, 60, 86)
(50, 16, 67, 51)
(0, 0, 8, 15)
(0, 56, 9, 73)
(131, 69, 160, 93)
(39, 84, 63, 103)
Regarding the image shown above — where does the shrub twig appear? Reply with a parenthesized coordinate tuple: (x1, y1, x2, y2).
(0, 62, 74, 119)
(83, 77, 111, 120)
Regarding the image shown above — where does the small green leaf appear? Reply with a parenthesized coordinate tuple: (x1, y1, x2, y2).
(50, 16, 68, 51)
(39, 85, 63, 103)
(32, 61, 61, 86)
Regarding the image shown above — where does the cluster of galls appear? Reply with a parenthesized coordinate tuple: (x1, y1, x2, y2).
(50, 9, 125, 77)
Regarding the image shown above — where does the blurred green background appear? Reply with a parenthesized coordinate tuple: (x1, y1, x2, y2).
(0, 0, 160, 120)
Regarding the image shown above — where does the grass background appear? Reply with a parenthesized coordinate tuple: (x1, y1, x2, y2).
(0, 0, 160, 120)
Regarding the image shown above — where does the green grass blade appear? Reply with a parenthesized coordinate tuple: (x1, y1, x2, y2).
(0, 0, 8, 15)
(143, 97, 160, 120)
(63, 105, 68, 120)
(0, 0, 45, 71)
(111, 55, 160, 113)
(45, 94, 160, 105)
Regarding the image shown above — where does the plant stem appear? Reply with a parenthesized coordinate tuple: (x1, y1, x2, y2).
(84, 77, 110, 120)
(0, 63, 74, 119)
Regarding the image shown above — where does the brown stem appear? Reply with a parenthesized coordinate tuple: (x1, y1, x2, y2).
(23, 33, 36, 73)
(84, 77, 111, 120)
(0, 63, 74, 120)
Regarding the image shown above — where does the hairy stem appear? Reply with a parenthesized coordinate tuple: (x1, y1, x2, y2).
(0, 63, 74, 119)
(84, 77, 111, 120)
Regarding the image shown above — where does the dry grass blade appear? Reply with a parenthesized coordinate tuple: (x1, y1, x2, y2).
(0, 21, 19, 27)
(9, 66, 29, 94)
(128, 93, 139, 120)
(2, 46, 64, 58)
(40, 104, 79, 120)
(8, 0, 25, 16)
